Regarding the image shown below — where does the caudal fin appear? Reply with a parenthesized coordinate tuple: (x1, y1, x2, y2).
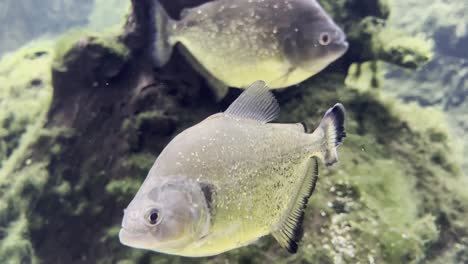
(313, 103, 346, 167)
(153, 0, 174, 67)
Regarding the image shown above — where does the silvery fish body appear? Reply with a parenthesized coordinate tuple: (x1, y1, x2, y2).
(154, 0, 348, 98)
(119, 81, 346, 256)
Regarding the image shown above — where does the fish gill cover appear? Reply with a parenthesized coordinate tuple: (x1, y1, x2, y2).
(0, 0, 466, 263)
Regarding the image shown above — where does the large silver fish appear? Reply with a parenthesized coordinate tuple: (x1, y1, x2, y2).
(154, 0, 348, 98)
(119, 81, 346, 256)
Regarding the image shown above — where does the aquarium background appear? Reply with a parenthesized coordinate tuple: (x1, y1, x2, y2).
(0, 0, 467, 263)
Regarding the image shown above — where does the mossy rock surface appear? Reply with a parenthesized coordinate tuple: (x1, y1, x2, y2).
(0, 41, 55, 264)
(389, 0, 467, 58)
(383, 0, 468, 174)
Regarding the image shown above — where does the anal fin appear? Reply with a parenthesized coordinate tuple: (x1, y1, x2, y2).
(272, 157, 319, 253)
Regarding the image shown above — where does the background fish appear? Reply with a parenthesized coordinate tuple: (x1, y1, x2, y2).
(119, 80, 346, 256)
(154, 0, 348, 98)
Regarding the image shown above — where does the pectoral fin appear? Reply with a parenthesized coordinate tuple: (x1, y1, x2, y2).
(272, 157, 319, 253)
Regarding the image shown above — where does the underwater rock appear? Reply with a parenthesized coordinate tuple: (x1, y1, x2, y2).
(347, 17, 433, 69)
(345, 61, 383, 89)
(384, 56, 468, 174)
(0, 42, 53, 168)
(318, 0, 432, 73)
(0, 41, 58, 263)
(389, 0, 467, 59)
(383, 0, 468, 174)
(0, 0, 467, 263)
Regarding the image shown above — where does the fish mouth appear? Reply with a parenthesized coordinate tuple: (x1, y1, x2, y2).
(330, 40, 349, 57)
(119, 228, 145, 248)
(119, 226, 147, 243)
(341, 40, 349, 49)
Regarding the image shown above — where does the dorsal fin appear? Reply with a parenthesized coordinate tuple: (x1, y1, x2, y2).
(224, 81, 280, 123)
(272, 157, 319, 253)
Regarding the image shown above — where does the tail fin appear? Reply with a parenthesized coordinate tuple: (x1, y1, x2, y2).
(313, 103, 346, 167)
(153, 0, 174, 67)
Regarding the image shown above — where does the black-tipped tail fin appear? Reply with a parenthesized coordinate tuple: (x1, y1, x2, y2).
(153, 0, 174, 67)
(315, 103, 346, 167)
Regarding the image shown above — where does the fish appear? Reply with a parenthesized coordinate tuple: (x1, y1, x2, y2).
(153, 0, 349, 98)
(119, 80, 346, 257)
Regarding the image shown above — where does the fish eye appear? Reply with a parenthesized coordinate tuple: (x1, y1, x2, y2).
(319, 32, 332, 46)
(145, 208, 161, 225)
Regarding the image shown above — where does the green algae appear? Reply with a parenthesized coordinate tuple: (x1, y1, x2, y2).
(0, 45, 56, 264)
(383, 56, 468, 174)
(0, 125, 73, 263)
(389, 0, 467, 57)
(106, 153, 156, 201)
(348, 17, 434, 69)
(383, 0, 467, 174)
(0, 215, 37, 264)
(0, 41, 54, 169)
(0, 161, 49, 264)
(0, 41, 73, 263)
(52, 28, 130, 72)
(121, 111, 177, 151)
(0, 3, 133, 262)
(345, 61, 383, 89)
(374, 28, 434, 68)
